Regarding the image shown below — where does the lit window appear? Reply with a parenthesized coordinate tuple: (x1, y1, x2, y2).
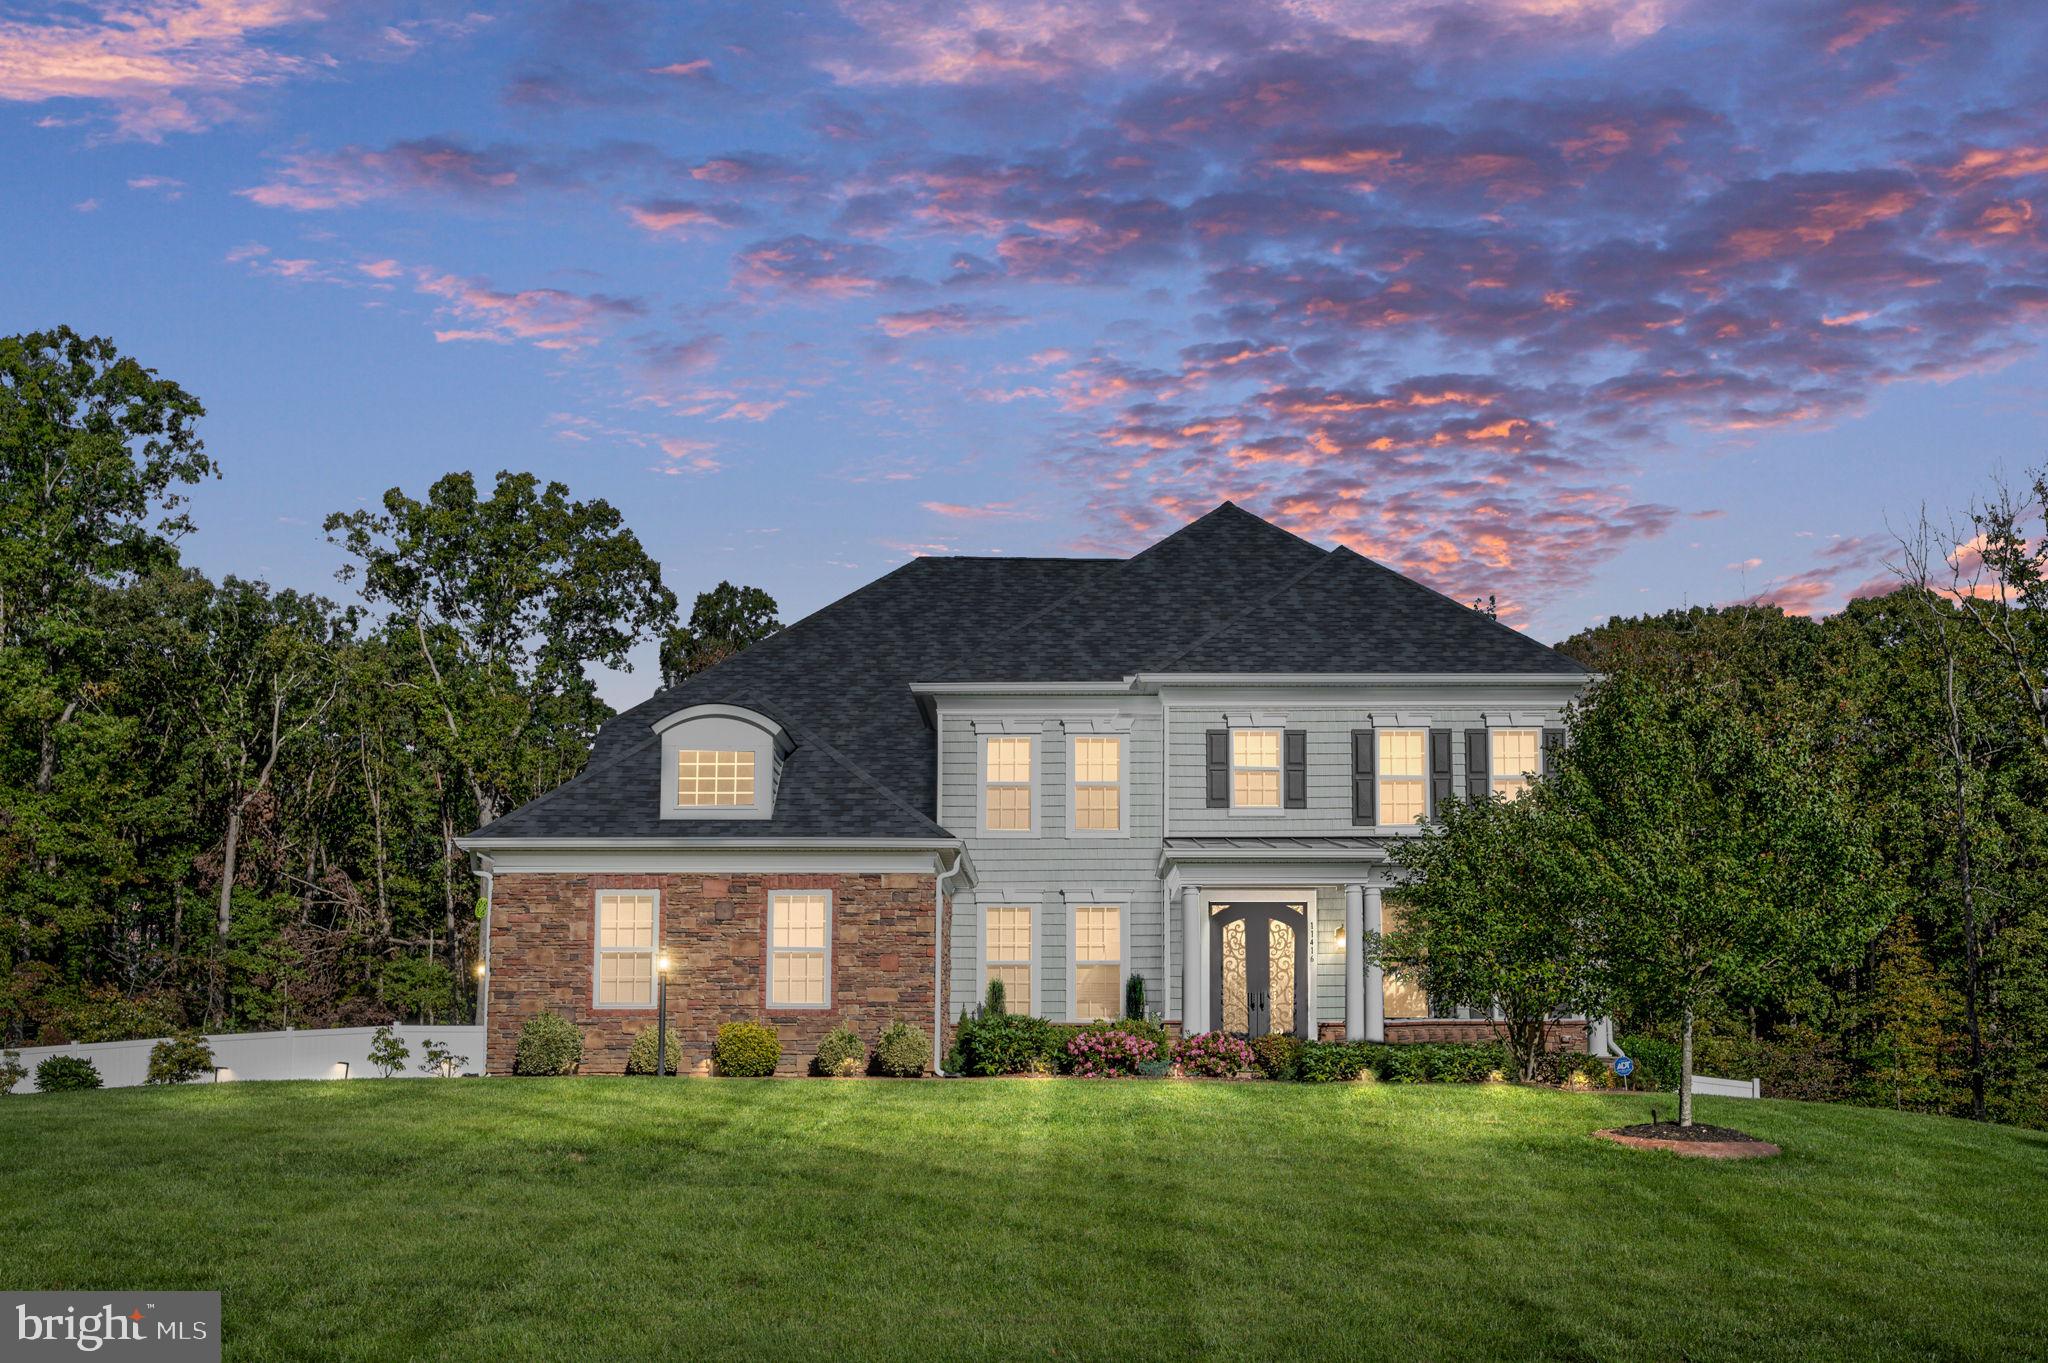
(1377, 729, 1427, 825)
(1072, 736, 1122, 832)
(1379, 904, 1430, 1019)
(1072, 904, 1121, 1021)
(1231, 729, 1281, 808)
(676, 749, 756, 807)
(985, 906, 1033, 1009)
(769, 891, 830, 1008)
(985, 736, 1034, 832)
(595, 891, 657, 1006)
(1490, 729, 1541, 801)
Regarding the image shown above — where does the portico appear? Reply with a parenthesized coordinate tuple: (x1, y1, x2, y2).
(1160, 840, 1393, 1042)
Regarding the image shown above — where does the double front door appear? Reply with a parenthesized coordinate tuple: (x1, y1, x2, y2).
(1210, 903, 1308, 1039)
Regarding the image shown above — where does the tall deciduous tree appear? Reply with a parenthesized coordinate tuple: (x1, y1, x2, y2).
(1386, 786, 1597, 1080)
(1556, 675, 1887, 1125)
(660, 580, 781, 685)
(323, 470, 676, 828)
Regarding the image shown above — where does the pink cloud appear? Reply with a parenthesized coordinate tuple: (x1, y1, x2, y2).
(240, 138, 533, 211)
(413, 268, 645, 350)
(874, 304, 1020, 337)
(921, 500, 1031, 520)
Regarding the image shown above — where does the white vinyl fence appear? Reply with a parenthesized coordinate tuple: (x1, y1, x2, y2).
(5, 1025, 485, 1094)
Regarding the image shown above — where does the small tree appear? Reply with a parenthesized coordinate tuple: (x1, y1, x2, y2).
(367, 1024, 409, 1078)
(983, 977, 1007, 1016)
(417, 1038, 467, 1078)
(0, 1050, 27, 1094)
(1558, 675, 1886, 1125)
(1387, 785, 1597, 1081)
(1124, 973, 1147, 1020)
(147, 1030, 215, 1085)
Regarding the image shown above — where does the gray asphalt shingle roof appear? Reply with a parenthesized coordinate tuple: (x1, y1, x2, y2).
(472, 502, 1582, 842)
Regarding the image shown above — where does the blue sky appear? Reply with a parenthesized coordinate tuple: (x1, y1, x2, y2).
(6, 1, 2048, 703)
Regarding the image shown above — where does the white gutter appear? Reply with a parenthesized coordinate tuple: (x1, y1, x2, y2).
(454, 835, 964, 853)
(932, 848, 967, 1076)
(1156, 844, 1390, 875)
(909, 672, 1596, 696)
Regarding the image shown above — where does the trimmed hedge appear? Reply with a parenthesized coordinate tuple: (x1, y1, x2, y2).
(1297, 1040, 1374, 1083)
(513, 1011, 583, 1076)
(953, 1011, 1063, 1075)
(1249, 1032, 1305, 1081)
(714, 1021, 781, 1076)
(625, 1026, 684, 1075)
(813, 1025, 867, 1077)
(1615, 1034, 1681, 1090)
(873, 1023, 929, 1077)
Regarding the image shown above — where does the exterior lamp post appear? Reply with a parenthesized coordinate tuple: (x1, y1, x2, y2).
(656, 954, 672, 1078)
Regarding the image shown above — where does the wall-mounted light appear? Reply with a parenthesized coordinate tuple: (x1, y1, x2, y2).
(1334, 927, 1347, 950)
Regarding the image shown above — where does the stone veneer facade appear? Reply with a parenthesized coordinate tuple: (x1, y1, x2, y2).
(485, 871, 945, 1076)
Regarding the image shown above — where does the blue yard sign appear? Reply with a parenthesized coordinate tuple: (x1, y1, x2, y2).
(1612, 1056, 1636, 1078)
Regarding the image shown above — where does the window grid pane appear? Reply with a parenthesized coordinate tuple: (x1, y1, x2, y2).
(1234, 770, 1279, 807)
(1232, 729, 1279, 768)
(985, 737, 1032, 783)
(769, 893, 829, 1006)
(677, 749, 757, 807)
(1380, 778, 1426, 825)
(986, 907, 1032, 963)
(1075, 906, 1119, 962)
(1378, 729, 1425, 777)
(772, 893, 828, 949)
(771, 950, 826, 1006)
(1074, 964, 1120, 1021)
(1073, 737, 1120, 784)
(1491, 729, 1540, 786)
(986, 785, 1032, 830)
(1075, 786, 1120, 830)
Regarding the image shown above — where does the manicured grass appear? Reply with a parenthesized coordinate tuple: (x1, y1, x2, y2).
(2, 1079, 2043, 1362)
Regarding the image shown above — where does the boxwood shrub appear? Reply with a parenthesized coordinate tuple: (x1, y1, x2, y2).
(625, 1026, 684, 1075)
(812, 1024, 867, 1077)
(1296, 1040, 1373, 1083)
(714, 1021, 781, 1076)
(953, 1011, 1063, 1075)
(34, 1054, 102, 1092)
(873, 1022, 928, 1077)
(512, 1010, 583, 1076)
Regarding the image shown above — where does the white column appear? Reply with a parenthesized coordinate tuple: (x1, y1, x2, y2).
(1180, 885, 1204, 1033)
(1343, 884, 1365, 1042)
(1364, 885, 1385, 1042)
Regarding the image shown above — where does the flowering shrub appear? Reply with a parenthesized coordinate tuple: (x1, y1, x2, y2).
(1065, 1027, 1158, 1077)
(1176, 1031, 1256, 1078)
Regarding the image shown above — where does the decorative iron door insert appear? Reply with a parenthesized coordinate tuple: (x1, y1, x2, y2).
(1209, 902, 1309, 1038)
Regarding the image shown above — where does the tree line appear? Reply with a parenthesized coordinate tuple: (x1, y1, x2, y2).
(1, 328, 777, 1045)
(1393, 492, 2048, 1129)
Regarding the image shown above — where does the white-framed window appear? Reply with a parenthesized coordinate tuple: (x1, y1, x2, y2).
(676, 748, 758, 807)
(1231, 728, 1282, 809)
(983, 735, 1036, 834)
(1070, 902, 1123, 1021)
(594, 890, 658, 1008)
(1069, 735, 1125, 835)
(1490, 729, 1541, 801)
(1377, 729, 1428, 825)
(983, 904, 1034, 1013)
(1379, 902, 1432, 1019)
(768, 890, 831, 1009)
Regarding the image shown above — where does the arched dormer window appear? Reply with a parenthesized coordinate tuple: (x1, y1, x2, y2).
(653, 705, 792, 820)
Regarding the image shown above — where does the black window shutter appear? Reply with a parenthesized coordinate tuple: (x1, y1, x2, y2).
(1465, 729, 1490, 801)
(1428, 729, 1452, 815)
(1352, 729, 1376, 825)
(1283, 729, 1307, 808)
(1541, 727, 1565, 775)
(1205, 730, 1229, 808)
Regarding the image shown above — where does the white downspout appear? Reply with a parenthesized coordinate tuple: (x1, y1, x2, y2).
(932, 848, 966, 1076)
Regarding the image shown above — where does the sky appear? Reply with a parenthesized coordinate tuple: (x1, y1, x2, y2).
(6, 0, 2048, 704)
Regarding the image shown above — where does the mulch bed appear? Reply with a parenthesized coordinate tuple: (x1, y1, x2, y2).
(1594, 1121, 1782, 1159)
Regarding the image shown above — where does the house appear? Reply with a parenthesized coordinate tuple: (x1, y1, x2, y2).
(458, 503, 1594, 1075)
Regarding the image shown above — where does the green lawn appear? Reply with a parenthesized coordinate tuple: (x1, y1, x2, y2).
(2, 1079, 2043, 1362)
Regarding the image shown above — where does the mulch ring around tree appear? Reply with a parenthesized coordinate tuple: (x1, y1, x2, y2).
(1593, 1121, 1782, 1159)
